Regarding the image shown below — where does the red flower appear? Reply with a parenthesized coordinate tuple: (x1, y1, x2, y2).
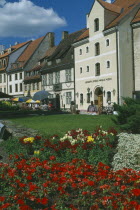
(131, 189, 140, 196)
(82, 191, 88, 195)
(0, 196, 5, 202)
(91, 191, 96, 196)
(88, 180, 95, 186)
(26, 175, 32, 180)
(49, 156, 56, 161)
(17, 199, 25, 205)
(40, 198, 48, 205)
(1, 203, 11, 209)
(120, 185, 127, 191)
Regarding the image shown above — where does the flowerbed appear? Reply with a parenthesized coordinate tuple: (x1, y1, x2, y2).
(1, 158, 140, 210)
(1, 127, 140, 209)
(18, 127, 118, 166)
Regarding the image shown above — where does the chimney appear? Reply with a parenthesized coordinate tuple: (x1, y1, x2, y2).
(62, 31, 69, 40)
(15, 42, 19, 45)
(0, 45, 5, 53)
(105, 0, 112, 3)
(48, 32, 55, 47)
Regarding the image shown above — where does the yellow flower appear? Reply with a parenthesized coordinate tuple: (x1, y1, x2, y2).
(34, 150, 40, 155)
(87, 136, 94, 142)
(23, 137, 35, 143)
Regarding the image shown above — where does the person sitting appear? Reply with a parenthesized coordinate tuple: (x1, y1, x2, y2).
(48, 101, 53, 110)
(87, 101, 97, 114)
(106, 101, 114, 115)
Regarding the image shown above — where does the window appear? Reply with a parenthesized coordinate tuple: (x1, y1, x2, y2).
(9, 75, 12, 81)
(79, 49, 82, 55)
(87, 93, 90, 103)
(55, 72, 60, 84)
(0, 61, 2, 68)
(95, 63, 100, 76)
(33, 83, 35, 90)
(4, 74, 6, 82)
(9, 85, 12, 93)
(80, 94, 83, 104)
(20, 83, 22, 92)
(87, 66, 89, 72)
(48, 73, 53, 85)
(25, 85, 27, 91)
(66, 92, 72, 105)
(95, 43, 100, 56)
(107, 91, 111, 102)
(107, 61, 110, 68)
(42, 75, 47, 86)
(3, 59, 6, 67)
(80, 67, 82, 74)
(86, 47, 89, 53)
(65, 69, 71, 82)
(0, 88, 2, 92)
(0, 75, 2, 83)
(15, 74, 18, 80)
(4, 88, 6, 93)
(15, 84, 18, 92)
(20, 72, 22, 79)
(94, 18, 99, 32)
(106, 39, 110, 46)
(37, 82, 39, 90)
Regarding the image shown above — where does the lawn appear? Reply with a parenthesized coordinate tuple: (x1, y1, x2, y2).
(10, 114, 118, 137)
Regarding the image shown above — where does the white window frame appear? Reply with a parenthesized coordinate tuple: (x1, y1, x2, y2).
(65, 69, 71, 82)
(66, 92, 72, 105)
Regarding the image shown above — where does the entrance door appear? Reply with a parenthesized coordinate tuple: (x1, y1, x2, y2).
(98, 94, 103, 107)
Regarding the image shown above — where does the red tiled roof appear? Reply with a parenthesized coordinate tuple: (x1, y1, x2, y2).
(105, 0, 140, 29)
(75, 29, 89, 42)
(132, 8, 140, 23)
(98, 0, 122, 14)
(16, 36, 45, 68)
(0, 40, 31, 59)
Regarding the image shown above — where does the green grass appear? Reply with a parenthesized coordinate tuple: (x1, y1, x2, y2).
(10, 114, 118, 137)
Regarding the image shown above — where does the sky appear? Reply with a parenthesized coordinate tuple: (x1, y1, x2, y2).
(0, 0, 112, 49)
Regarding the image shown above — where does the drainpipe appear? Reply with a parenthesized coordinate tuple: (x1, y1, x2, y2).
(116, 27, 120, 105)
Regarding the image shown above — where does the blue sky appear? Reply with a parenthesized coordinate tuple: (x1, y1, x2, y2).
(0, 0, 111, 49)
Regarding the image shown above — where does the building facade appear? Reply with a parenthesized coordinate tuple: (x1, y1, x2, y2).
(8, 32, 54, 97)
(74, 0, 140, 111)
(41, 30, 86, 109)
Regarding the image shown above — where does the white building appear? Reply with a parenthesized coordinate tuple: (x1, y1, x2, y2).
(73, 0, 140, 111)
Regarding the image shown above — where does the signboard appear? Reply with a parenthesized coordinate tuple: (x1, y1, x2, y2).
(53, 83, 62, 91)
(85, 78, 112, 84)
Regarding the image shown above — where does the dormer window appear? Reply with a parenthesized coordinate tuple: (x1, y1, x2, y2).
(3, 59, 6, 67)
(8, 48, 12, 53)
(56, 59, 61, 64)
(48, 61, 52, 66)
(38, 61, 41, 65)
(1, 51, 4, 55)
(94, 18, 99, 32)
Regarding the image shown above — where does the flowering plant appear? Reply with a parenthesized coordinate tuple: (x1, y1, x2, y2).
(1, 158, 140, 209)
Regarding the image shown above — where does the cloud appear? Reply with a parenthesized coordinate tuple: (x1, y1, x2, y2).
(0, 0, 67, 37)
(0, 0, 6, 6)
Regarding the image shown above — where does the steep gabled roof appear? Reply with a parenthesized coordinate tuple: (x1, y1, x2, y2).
(0, 40, 31, 59)
(48, 28, 86, 60)
(131, 8, 140, 23)
(40, 46, 57, 60)
(16, 36, 45, 68)
(98, 0, 122, 14)
(105, 0, 140, 29)
(74, 29, 89, 43)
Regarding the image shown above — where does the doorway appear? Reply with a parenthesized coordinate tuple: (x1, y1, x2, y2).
(94, 87, 103, 108)
(56, 94, 60, 110)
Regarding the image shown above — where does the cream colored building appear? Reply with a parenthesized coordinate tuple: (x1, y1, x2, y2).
(74, 0, 140, 110)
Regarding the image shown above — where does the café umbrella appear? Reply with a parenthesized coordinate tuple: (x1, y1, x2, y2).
(33, 90, 50, 101)
(26, 99, 36, 103)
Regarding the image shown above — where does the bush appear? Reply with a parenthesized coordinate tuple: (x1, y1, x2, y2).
(113, 98, 140, 134)
(112, 133, 140, 171)
(0, 101, 19, 111)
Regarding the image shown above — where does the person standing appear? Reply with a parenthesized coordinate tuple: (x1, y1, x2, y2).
(87, 101, 97, 114)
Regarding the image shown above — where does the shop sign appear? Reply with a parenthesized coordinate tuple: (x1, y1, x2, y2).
(85, 78, 112, 83)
